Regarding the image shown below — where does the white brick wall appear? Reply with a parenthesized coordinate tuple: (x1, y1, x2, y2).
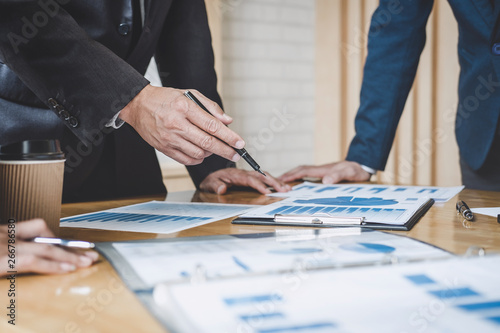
(221, 0, 316, 176)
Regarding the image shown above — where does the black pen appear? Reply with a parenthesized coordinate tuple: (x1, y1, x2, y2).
(184, 91, 266, 176)
(456, 200, 474, 221)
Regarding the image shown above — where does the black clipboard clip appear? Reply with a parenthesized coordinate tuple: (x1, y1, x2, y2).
(273, 214, 365, 226)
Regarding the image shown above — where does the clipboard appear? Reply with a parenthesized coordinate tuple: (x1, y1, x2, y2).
(232, 198, 434, 231)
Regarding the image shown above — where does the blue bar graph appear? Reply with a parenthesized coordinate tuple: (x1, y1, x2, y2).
(224, 294, 282, 306)
(307, 207, 324, 214)
(455, 300, 500, 327)
(418, 189, 438, 194)
(61, 201, 253, 234)
(63, 212, 210, 224)
(405, 274, 436, 285)
(268, 206, 294, 215)
(344, 187, 363, 193)
(346, 207, 358, 214)
(277, 183, 462, 203)
(429, 288, 479, 299)
(457, 301, 500, 311)
(315, 186, 339, 193)
(240, 312, 285, 322)
(264, 205, 406, 221)
(281, 207, 302, 214)
(295, 185, 317, 191)
(296, 206, 313, 214)
(258, 322, 336, 333)
(294, 197, 398, 206)
(369, 187, 387, 194)
(487, 317, 500, 325)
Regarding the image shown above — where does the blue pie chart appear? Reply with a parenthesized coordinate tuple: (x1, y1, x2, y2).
(339, 242, 396, 254)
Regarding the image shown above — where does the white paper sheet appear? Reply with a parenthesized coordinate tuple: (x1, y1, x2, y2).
(156, 256, 500, 333)
(471, 207, 500, 218)
(60, 201, 255, 234)
(112, 229, 451, 287)
(269, 181, 464, 202)
(239, 195, 431, 225)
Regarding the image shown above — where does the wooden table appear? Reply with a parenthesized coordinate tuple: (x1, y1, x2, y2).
(1, 188, 499, 333)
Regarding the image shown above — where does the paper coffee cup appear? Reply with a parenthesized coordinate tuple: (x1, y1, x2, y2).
(0, 140, 65, 235)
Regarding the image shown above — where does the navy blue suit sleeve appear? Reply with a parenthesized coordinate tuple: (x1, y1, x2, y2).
(490, 9, 500, 84)
(346, 0, 434, 170)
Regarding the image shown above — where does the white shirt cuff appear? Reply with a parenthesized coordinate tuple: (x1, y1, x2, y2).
(105, 111, 125, 129)
(360, 164, 377, 175)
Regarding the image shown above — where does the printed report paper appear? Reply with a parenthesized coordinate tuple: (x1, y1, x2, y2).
(60, 201, 255, 234)
(239, 195, 431, 225)
(269, 181, 463, 202)
(155, 256, 500, 333)
(110, 229, 451, 287)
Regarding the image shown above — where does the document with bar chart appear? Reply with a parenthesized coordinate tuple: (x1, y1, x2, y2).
(60, 201, 255, 234)
(268, 181, 464, 202)
(233, 195, 434, 230)
(96, 229, 453, 332)
(100, 229, 451, 289)
(155, 256, 500, 333)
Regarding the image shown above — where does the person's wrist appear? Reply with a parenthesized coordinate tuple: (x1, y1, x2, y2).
(119, 84, 153, 124)
(360, 164, 377, 176)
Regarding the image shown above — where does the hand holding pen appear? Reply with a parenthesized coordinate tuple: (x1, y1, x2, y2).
(184, 91, 265, 176)
(119, 85, 250, 166)
(0, 219, 98, 277)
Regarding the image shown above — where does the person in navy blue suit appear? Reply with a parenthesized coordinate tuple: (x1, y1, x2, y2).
(281, 0, 500, 191)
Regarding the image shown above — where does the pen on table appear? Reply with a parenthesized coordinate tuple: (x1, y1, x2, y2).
(184, 90, 266, 177)
(33, 237, 95, 249)
(456, 200, 474, 221)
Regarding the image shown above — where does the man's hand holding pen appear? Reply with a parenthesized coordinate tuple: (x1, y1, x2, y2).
(120, 85, 290, 194)
(120, 85, 244, 166)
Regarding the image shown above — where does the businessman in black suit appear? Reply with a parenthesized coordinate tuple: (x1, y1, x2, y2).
(0, 0, 289, 203)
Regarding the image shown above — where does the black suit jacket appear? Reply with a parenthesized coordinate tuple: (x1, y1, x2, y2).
(0, 0, 234, 202)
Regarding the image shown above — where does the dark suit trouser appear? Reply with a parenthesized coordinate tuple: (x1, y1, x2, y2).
(460, 126, 500, 191)
(61, 124, 166, 203)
